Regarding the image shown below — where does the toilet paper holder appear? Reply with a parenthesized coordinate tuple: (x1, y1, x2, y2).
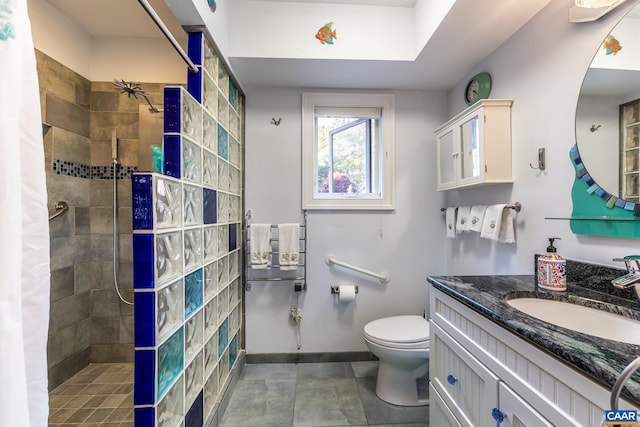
(331, 285, 359, 294)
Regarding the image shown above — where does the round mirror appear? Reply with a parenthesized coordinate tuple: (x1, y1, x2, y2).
(575, 5, 640, 204)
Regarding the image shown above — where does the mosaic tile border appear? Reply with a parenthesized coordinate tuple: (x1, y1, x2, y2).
(53, 159, 138, 180)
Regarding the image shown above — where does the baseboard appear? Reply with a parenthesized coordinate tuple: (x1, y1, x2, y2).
(245, 351, 377, 364)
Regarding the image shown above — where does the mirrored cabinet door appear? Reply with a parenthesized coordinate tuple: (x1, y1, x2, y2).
(621, 99, 640, 203)
(437, 128, 456, 189)
(459, 114, 481, 182)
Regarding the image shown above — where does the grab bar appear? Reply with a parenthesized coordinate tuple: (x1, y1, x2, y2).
(49, 201, 69, 221)
(325, 254, 389, 284)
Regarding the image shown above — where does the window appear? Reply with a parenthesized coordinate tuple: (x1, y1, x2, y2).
(302, 93, 395, 210)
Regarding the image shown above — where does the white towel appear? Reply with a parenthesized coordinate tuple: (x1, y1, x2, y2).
(468, 205, 487, 232)
(445, 207, 457, 238)
(250, 224, 271, 269)
(278, 223, 300, 270)
(480, 204, 516, 243)
(456, 206, 472, 233)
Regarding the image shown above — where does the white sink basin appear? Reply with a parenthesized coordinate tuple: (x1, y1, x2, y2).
(506, 298, 640, 345)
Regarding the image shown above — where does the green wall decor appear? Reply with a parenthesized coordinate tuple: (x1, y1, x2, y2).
(568, 144, 640, 238)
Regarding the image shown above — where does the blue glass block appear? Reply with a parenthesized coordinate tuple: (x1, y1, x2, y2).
(187, 67, 203, 103)
(203, 189, 217, 224)
(132, 174, 153, 230)
(229, 334, 237, 369)
(134, 407, 155, 427)
(164, 87, 182, 134)
(600, 191, 611, 200)
(229, 80, 238, 110)
(133, 234, 155, 289)
(217, 125, 228, 161)
(595, 187, 605, 197)
(134, 292, 156, 347)
(229, 223, 237, 251)
(134, 350, 156, 405)
(625, 201, 636, 211)
(218, 317, 229, 359)
(158, 327, 184, 400)
(185, 391, 204, 427)
(616, 198, 627, 208)
(164, 135, 182, 179)
(188, 32, 204, 66)
(185, 269, 204, 319)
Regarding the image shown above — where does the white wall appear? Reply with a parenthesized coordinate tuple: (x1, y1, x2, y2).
(244, 88, 447, 353)
(443, 0, 640, 275)
(28, 0, 186, 83)
(229, 1, 415, 61)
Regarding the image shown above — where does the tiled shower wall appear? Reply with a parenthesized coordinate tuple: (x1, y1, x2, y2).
(37, 50, 180, 389)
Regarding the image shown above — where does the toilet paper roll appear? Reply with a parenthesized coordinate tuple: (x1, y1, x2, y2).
(338, 285, 356, 302)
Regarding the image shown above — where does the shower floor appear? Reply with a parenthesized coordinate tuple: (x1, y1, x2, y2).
(48, 363, 133, 427)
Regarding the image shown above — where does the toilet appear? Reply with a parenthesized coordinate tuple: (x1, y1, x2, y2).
(363, 315, 430, 406)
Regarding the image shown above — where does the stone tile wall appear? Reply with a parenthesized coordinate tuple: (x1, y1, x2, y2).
(37, 49, 179, 388)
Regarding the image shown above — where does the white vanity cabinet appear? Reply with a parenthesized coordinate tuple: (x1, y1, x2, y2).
(435, 99, 512, 191)
(429, 286, 636, 427)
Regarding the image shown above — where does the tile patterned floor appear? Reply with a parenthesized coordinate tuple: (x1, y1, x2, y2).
(48, 363, 134, 427)
(219, 361, 429, 427)
(48, 361, 429, 427)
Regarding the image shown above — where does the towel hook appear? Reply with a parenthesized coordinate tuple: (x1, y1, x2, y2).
(529, 147, 545, 171)
(271, 117, 282, 126)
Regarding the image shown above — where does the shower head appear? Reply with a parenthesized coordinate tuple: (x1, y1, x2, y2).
(112, 79, 160, 113)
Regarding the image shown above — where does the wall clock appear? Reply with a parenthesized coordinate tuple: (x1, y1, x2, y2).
(464, 72, 492, 106)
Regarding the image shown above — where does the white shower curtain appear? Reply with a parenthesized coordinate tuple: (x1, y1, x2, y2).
(0, 0, 51, 426)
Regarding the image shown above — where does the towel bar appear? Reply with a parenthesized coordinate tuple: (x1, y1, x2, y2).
(440, 202, 522, 213)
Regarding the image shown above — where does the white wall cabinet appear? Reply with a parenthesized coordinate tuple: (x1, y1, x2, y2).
(435, 99, 512, 191)
(429, 286, 636, 426)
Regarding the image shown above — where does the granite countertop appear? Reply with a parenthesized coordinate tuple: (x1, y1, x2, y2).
(427, 274, 640, 407)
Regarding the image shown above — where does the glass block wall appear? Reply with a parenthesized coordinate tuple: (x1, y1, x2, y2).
(131, 31, 243, 427)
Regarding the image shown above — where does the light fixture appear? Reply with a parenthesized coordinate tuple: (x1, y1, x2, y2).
(569, 0, 628, 22)
(575, 0, 618, 8)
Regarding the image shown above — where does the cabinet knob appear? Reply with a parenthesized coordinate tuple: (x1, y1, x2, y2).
(446, 374, 458, 385)
(491, 408, 505, 424)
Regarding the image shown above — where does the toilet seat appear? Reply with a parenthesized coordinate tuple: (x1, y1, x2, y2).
(364, 315, 430, 350)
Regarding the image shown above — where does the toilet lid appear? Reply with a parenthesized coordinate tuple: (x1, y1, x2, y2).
(364, 315, 430, 344)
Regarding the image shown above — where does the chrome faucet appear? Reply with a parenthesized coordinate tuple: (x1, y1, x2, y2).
(612, 256, 640, 301)
(610, 355, 640, 411)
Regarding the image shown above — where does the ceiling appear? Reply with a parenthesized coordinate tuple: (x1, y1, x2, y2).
(44, 0, 554, 90)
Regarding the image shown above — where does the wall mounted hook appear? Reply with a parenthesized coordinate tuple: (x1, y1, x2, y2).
(529, 147, 546, 171)
(271, 117, 282, 126)
(590, 124, 601, 132)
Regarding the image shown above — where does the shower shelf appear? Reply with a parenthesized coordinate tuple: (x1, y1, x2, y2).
(244, 210, 307, 290)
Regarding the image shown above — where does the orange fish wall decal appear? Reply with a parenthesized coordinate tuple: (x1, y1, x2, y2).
(603, 34, 622, 55)
(316, 22, 337, 45)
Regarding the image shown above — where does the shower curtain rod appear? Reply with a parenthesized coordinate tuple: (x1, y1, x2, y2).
(137, 0, 199, 73)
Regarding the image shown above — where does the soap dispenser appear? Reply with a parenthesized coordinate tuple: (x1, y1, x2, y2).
(537, 237, 567, 291)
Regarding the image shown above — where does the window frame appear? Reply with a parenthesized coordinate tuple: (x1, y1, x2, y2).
(302, 92, 395, 210)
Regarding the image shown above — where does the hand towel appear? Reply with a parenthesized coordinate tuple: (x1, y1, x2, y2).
(456, 206, 472, 233)
(250, 224, 271, 269)
(445, 207, 457, 238)
(480, 204, 516, 243)
(278, 223, 300, 270)
(468, 205, 488, 232)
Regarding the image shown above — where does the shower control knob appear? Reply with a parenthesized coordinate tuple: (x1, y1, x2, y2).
(446, 374, 457, 385)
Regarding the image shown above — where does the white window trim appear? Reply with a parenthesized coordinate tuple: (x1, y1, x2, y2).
(302, 92, 396, 210)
